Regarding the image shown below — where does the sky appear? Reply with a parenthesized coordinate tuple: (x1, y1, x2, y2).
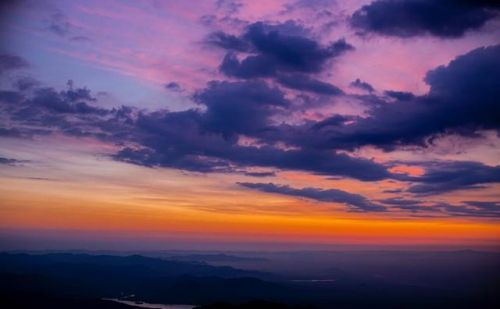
(0, 0, 499, 251)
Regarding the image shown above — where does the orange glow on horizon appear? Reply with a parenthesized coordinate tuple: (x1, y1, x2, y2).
(1, 138, 498, 251)
(1, 176, 499, 249)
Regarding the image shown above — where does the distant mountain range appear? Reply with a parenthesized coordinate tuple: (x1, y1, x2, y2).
(1, 252, 499, 308)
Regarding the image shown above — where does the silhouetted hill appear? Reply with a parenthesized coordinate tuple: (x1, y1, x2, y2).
(1, 252, 499, 308)
(0, 252, 267, 278)
(166, 253, 268, 263)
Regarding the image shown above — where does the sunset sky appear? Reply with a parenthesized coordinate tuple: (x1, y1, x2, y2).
(0, 0, 499, 251)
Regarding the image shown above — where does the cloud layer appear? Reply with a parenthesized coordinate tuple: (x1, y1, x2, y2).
(351, 0, 500, 38)
(1, 1, 499, 220)
(238, 182, 386, 212)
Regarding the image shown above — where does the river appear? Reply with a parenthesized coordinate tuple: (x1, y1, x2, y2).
(104, 298, 195, 309)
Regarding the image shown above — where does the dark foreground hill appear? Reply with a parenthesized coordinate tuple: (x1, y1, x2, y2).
(1, 252, 498, 308)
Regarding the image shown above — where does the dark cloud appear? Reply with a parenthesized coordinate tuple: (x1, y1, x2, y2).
(350, 78, 374, 93)
(3, 45, 499, 193)
(321, 44, 500, 150)
(213, 21, 353, 78)
(164, 82, 182, 92)
(0, 127, 23, 137)
(0, 53, 29, 74)
(0, 81, 113, 140)
(379, 200, 500, 217)
(402, 161, 500, 195)
(220, 52, 277, 79)
(383, 90, 415, 101)
(108, 84, 390, 180)
(277, 74, 342, 95)
(243, 171, 275, 177)
(379, 198, 423, 206)
(115, 113, 392, 180)
(0, 0, 22, 11)
(228, 148, 392, 181)
(237, 182, 500, 217)
(14, 76, 39, 91)
(250, 20, 312, 37)
(464, 201, 500, 209)
(206, 31, 250, 52)
(237, 182, 386, 212)
(1, 78, 394, 181)
(28, 87, 102, 115)
(0, 157, 23, 166)
(0, 90, 23, 104)
(311, 115, 354, 130)
(378, 198, 429, 213)
(194, 80, 289, 137)
(199, 45, 500, 161)
(350, 0, 500, 38)
(438, 202, 500, 217)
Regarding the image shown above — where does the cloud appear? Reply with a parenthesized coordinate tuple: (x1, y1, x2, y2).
(3, 45, 499, 191)
(0, 90, 23, 104)
(400, 202, 500, 218)
(0, 127, 23, 137)
(464, 201, 500, 209)
(191, 45, 500, 164)
(194, 80, 289, 138)
(378, 198, 423, 206)
(378, 196, 500, 217)
(28, 87, 102, 115)
(320, 44, 500, 150)
(350, 78, 374, 93)
(0, 157, 23, 166)
(215, 0, 243, 15)
(206, 31, 250, 52)
(1, 76, 394, 181)
(108, 84, 390, 180)
(212, 21, 353, 78)
(0, 53, 29, 74)
(277, 74, 342, 95)
(403, 161, 500, 195)
(114, 112, 392, 180)
(239, 182, 500, 217)
(350, 0, 500, 38)
(383, 90, 414, 101)
(237, 182, 386, 212)
(2, 78, 499, 215)
(378, 198, 426, 213)
(0, 81, 112, 139)
(243, 171, 275, 177)
(116, 42, 500, 186)
(14, 76, 39, 91)
(164, 82, 183, 92)
(438, 202, 500, 217)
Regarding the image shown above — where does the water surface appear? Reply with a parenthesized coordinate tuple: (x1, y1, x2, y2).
(104, 298, 195, 309)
